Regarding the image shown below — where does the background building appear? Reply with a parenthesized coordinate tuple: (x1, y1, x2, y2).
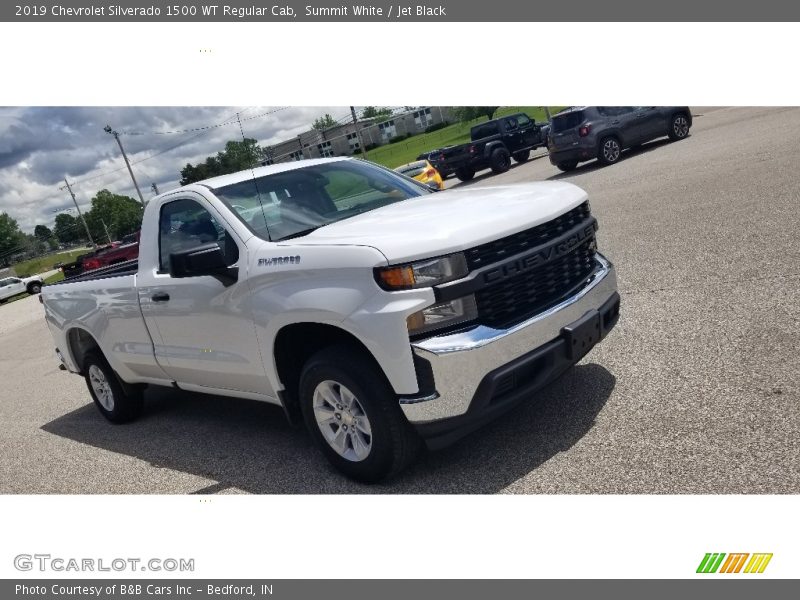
(262, 107, 452, 164)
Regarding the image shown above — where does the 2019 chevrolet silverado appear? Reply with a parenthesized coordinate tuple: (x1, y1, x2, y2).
(41, 158, 619, 482)
(548, 106, 692, 171)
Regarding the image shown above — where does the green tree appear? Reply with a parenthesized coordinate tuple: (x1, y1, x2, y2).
(180, 138, 264, 185)
(450, 106, 500, 123)
(362, 106, 393, 119)
(312, 114, 338, 130)
(53, 212, 83, 244)
(85, 190, 144, 241)
(34, 224, 53, 241)
(0, 212, 25, 259)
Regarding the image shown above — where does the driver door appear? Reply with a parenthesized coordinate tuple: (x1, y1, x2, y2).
(136, 195, 270, 396)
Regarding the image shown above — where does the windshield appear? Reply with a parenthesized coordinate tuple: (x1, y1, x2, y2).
(211, 159, 430, 241)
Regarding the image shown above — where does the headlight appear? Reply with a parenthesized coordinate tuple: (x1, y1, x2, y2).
(375, 253, 468, 290)
(407, 295, 478, 336)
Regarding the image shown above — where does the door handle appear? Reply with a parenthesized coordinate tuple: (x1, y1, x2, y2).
(151, 292, 170, 302)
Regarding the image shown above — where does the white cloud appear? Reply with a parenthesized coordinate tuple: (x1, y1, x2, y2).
(0, 106, 349, 231)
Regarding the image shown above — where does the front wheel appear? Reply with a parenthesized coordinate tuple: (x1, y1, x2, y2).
(299, 345, 422, 483)
(668, 113, 690, 140)
(83, 351, 143, 423)
(27, 282, 42, 294)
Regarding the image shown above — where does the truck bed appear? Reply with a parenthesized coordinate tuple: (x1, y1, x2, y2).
(46, 259, 139, 287)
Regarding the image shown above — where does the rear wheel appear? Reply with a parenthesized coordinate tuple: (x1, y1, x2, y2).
(83, 351, 143, 423)
(598, 137, 622, 166)
(668, 113, 690, 140)
(299, 345, 422, 483)
(557, 160, 579, 172)
(512, 150, 531, 163)
(489, 148, 512, 174)
(27, 282, 42, 294)
(455, 167, 475, 182)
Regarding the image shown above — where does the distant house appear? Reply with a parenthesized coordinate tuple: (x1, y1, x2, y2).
(261, 107, 452, 164)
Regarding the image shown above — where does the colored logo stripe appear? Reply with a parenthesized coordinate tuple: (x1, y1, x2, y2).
(744, 553, 773, 573)
(719, 553, 749, 573)
(697, 553, 726, 573)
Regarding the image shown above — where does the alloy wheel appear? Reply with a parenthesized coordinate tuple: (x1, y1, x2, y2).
(603, 139, 621, 163)
(674, 116, 689, 138)
(312, 380, 373, 462)
(88, 364, 115, 411)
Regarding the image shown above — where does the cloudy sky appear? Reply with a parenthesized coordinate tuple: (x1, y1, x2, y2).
(0, 106, 350, 232)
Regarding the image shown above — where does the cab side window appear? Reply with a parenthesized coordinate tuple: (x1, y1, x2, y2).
(158, 199, 239, 273)
(516, 114, 531, 127)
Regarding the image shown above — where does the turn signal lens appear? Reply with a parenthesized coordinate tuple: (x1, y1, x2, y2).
(378, 265, 416, 289)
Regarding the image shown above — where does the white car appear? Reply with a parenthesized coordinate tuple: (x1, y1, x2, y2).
(41, 157, 619, 482)
(0, 275, 44, 303)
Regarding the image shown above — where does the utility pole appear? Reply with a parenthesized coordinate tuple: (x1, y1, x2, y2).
(99, 218, 113, 244)
(104, 125, 146, 207)
(350, 106, 369, 160)
(63, 178, 96, 250)
(544, 107, 552, 121)
(151, 182, 160, 196)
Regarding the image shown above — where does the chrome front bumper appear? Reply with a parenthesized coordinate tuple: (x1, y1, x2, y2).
(400, 254, 618, 424)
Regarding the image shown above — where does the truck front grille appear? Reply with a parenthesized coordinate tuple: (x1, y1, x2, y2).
(465, 201, 592, 270)
(474, 234, 598, 329)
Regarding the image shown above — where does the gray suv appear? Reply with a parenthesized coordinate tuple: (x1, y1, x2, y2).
(548, 106, 692, 172)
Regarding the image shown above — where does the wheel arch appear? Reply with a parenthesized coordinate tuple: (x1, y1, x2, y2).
(482, 141, 507, 159)
(66, 326, 102, 374)
(597, 129, 622, 150)
(273, 322, 392, 421)
(669, 108, 692, 129)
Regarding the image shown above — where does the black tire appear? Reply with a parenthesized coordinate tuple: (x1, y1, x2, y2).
(455, 167, 475, 182)
(557, 160, 579, 172)
(27, 282, 42, 294)
(668, 112, 691, 140)
(83, 351, 143, 424)
(299, 345, 422, 483)
(512, 150, 531, 163)
(597, 136, 622, 166)
(489, 148, 512, 174)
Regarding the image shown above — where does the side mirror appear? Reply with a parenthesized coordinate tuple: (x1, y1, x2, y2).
(426, 181, 441, 192)
(169, 243, 238, 286)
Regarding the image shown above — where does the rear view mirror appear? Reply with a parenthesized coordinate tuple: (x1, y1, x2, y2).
(169, 243, 238, 286)
(426, 181, 441, 191)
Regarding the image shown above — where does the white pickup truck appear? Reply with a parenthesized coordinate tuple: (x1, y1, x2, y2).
(1, 274, 43, 302)
(42, 157, 619, 482)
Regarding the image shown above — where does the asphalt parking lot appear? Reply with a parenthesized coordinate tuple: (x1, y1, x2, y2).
(1, 107, 798, 494)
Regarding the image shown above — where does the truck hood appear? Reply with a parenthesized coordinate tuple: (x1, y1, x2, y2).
(287, 181, 589, 263)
